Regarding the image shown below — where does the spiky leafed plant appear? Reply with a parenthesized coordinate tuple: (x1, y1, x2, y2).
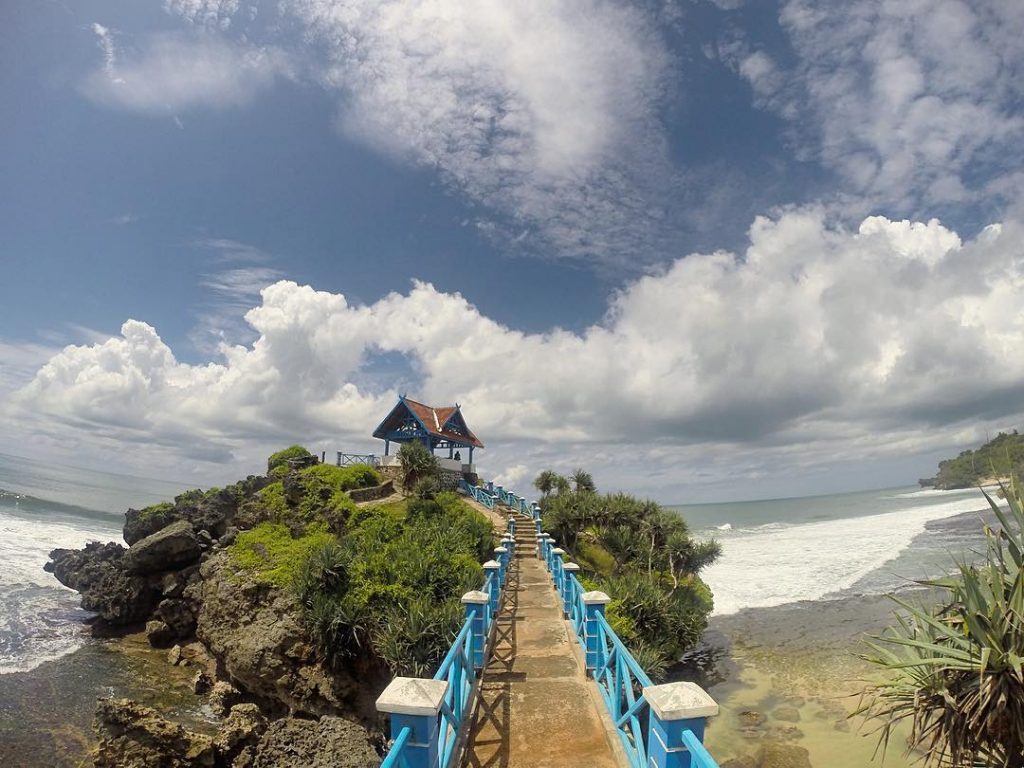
(857, 480, 1024, 767)
(534, 470, 562, 497)
(396, 440, 439, 493)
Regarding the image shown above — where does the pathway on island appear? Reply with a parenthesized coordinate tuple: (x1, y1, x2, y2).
(463, 515, 620, 768)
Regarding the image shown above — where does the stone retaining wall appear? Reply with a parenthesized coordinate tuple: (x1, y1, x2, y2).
(349, 480, 394, 503)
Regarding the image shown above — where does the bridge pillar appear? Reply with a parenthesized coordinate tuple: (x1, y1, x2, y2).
(482, 561, 501, 616)
(642, 682, 720, 768)
(537, 533, 549, 560)
(376, 677, 448, 768)
(461, 590, 490, 669)
(550, 548, 565, 591)
(494, 546, 509, 584)
(582, 591, 611, 673)
(561, 563, 580, 616)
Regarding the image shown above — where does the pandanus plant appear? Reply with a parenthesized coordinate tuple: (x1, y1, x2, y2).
(857, 480, 1024, 767)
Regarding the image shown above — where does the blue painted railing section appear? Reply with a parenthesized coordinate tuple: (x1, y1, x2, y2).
(537, 525, 720, 768)
(457, 478, 496, 509)
(379, 505, 518, 768)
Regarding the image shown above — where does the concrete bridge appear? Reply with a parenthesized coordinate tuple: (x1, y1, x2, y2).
(375, 483, 721, 768)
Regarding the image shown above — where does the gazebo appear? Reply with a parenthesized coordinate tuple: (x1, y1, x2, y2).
(372, 395, 484, 466)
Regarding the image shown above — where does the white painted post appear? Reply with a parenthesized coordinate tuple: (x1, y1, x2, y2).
(643, 682, 719, 768)
(376, 677, 449, 768)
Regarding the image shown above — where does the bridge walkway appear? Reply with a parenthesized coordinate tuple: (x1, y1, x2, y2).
(463, 515, 620, 768)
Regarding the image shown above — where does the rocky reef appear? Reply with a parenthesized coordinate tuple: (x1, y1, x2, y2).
(45, 471, 387, 767)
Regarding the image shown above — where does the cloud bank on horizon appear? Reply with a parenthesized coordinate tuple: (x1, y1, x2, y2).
(8, 211, 1024, 497)
(4, 0, 1024, 499)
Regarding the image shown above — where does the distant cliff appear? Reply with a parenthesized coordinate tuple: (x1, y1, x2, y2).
(919, 431, 1024, 489)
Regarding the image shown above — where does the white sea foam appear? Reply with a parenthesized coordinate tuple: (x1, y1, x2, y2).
(704, 496, 997, 616)
(0, 509, 119, 673)
(716, 523, 732, 531)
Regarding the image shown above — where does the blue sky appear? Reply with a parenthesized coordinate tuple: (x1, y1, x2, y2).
(2, 0, 1024, 502)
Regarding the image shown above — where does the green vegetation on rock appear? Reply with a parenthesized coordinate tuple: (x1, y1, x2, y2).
(922, 430, 1024, 489)
(251, 463, 381, 534)
(229, 522, 335, 588)
(536, 469, 720, 679)
(295, 491, 492, 677)
(266, 445, 313, 473)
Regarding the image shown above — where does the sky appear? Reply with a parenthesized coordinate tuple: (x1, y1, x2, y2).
(2, 0, 1024, 503)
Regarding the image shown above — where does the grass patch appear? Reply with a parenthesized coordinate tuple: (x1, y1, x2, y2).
(229, 522, 335, 588)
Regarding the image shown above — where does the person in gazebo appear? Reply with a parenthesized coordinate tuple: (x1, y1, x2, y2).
(454, 450, 462, 461)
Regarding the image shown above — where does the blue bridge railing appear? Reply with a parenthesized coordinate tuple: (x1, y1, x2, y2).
(457, 478, 496, 509)
(538, 524, 721, 768)
(377, 517, 515, 768)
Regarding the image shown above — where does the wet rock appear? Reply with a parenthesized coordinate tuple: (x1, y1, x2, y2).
(91, 698, 215, 768)
(739, 710, 767, 727)
(772, 706, 801, 723)
(754, 742, 813, 768)
(146, 620, 176, 648)
(235, 716, 379, 768)
(125, 521, 202, 575)
(722, 757, 757, 768)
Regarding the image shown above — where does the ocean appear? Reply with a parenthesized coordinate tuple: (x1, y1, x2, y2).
(0, 453, 188, 675)
(0, 453, 999, 766)
(673, 484, 997, 616)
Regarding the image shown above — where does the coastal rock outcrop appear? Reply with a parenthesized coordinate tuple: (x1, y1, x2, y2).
(124, 477, 271, 545)
(45, 542, 162, 625)
(92, 698, 216, 768)
(194, 552, 371, 718)
(124, 520, 203, 574)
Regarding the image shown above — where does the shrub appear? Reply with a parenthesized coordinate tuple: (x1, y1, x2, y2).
(267, 445, 312, 473)
(396, 441, 439, 492)
(413, 476, 441, 500)
(229, 522, 335, 588)
(857, 481, 1024, 767)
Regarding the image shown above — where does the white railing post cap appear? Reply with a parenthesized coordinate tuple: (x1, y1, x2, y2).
(551, 547, 565, 556)
(642, 682, 719, 721)
(376, 677, 449, 716)
(494, 546, 508, 554)
(563, 562, 581, 572)
(461, 590, 489, 604)
(482, 560, 500, 569)
(582, 591, 611, 605)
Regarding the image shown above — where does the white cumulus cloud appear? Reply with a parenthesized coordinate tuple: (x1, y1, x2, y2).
(8, 210, 1024, 495)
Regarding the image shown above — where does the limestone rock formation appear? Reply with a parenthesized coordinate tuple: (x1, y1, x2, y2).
(234, 716, 380, 768)
(124, 520, 203, 575)
(91, 698, 216, 768)
(195, 552, 367, 717)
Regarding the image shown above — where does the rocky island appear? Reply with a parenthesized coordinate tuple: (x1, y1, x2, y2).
(44, 446, 494, 767)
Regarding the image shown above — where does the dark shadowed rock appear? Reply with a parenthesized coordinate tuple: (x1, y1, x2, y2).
(46, 542, 162, 625)
(91, 698, 215, 768)
(145, 620, 176, 648)
(124, 521, 202, 575)
(214, 704, 266, 760)
(156, 597, 197, 639)
(234, 716, 379, 768)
